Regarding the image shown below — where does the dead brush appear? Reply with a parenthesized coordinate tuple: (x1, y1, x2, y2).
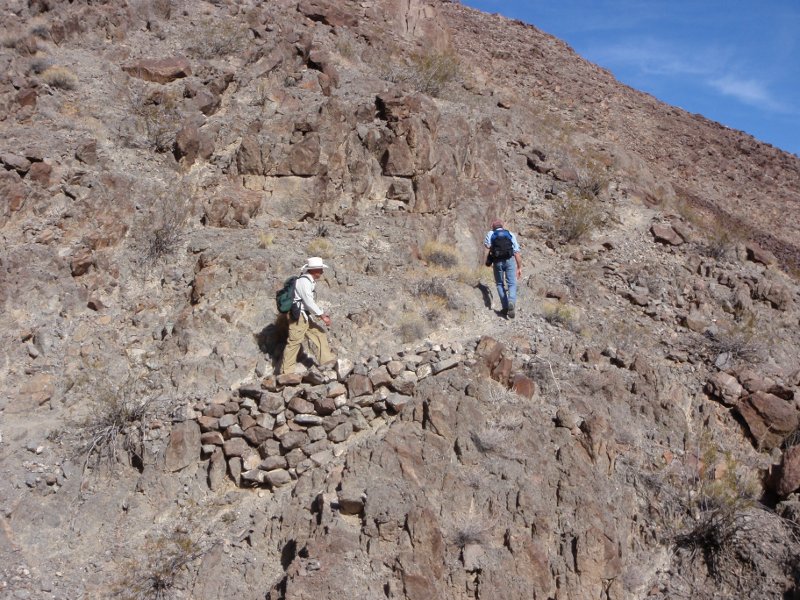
(139, 185, 194, 266)
(451, 514, 490, 548)
(73, 379, 153, 474)
(113, 531, 206, 600)
(703, 315, 765, 365)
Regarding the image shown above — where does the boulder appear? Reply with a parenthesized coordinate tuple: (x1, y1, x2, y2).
(736, 391, 799, 450)
(769, 446, 800, 497)
(165, 421, 201, 472)
(122, 57, 192, 84)
(208, 448, 226, 491)
(297, 0, 358, 27)
(650, 223, 684, 246)
(705, 372, 743, 407)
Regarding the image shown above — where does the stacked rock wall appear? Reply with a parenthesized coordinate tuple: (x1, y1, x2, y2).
(166, 336, 535, 490)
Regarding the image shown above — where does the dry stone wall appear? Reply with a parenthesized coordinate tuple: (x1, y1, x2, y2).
(169, 336, 535, 490)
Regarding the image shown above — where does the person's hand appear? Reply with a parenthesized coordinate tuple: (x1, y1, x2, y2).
(516, 266, 522, 278)
(321, 314, 332, 326)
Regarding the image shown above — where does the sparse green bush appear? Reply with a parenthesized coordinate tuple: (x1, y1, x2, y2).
(407, 48, 460, 97)
(258, 231, 274, 249)
(383, 48, 460, 97)
(552, 194, 602, 244)
(542, 300, 578, 330)
(41, 66, 78, 90)
(187, 17, 249, 59)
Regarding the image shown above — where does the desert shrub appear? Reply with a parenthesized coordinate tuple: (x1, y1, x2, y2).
(30, 24, 50, 39)
(421, 240, 459, 269)
(306, 237, 333, 258)
(257, 231, 274, 249)
(397, 313, 427, 343)
(450, 515, 490, 548)
(72, 376, 153, 473)
(382, 48, 460, 97)
(335, 37, 356, 60)
(407, 48, 460, 97)
(113, 530, 203, 600)
(542, 300, 577, 330)
(552, 194, 602, 244)
(316, 222, 330, 238)
(704, 315, 764, 365)
(415, 278, 459, 311)
(187, 17, 249, 59)
(124, 83, 181, 152)
(141, 187, 193, 265)
(455, 266, 493, 287)
(28, 57, 53, 75)
(41, 66, 78, 90)
(672, 438, 761, 579)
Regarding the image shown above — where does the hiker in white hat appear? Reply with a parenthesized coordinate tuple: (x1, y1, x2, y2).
(280, 256, 336, 374)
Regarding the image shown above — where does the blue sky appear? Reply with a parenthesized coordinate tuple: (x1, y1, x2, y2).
(460, 1, 800, 156)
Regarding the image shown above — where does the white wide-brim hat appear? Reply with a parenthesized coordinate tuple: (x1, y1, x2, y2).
(302, 256, 329, 271)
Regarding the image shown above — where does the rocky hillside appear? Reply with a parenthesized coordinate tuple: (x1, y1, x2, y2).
(1, 0, 800, 598)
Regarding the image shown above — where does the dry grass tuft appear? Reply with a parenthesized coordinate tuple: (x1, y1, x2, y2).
(421, 240, 459, 269)
(306, 237, 333, 258)
(41, 66, 78, 90)
(396, 313, 427, 343)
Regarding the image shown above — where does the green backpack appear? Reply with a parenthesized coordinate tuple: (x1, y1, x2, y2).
(276, 276, 299, 314)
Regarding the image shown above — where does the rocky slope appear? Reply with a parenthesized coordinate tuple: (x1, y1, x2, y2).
(1, 0, 799, 598)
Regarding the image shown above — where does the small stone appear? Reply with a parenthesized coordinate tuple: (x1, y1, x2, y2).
(328, 422, 353, 443)
(433, 357, 461, 374)
(266, 468, 292, 487)
(294, 414, 323, 427)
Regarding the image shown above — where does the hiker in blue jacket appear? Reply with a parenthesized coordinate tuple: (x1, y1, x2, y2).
(483, 219, 522, 318)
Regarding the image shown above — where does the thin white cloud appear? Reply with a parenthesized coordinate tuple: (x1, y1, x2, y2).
(586, 38, 792, 114)
(709, 76, 787, 112)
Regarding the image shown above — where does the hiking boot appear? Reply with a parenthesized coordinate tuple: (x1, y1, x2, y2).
(507, 303, 516, 319)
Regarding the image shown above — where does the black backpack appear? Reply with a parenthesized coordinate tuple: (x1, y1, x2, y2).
(490, 229, 514, 260)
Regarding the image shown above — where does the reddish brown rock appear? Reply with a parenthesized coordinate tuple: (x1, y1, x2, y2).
(16, 88, 37, 107)
(75, 140, 98, 165)
(27, 161, 51, 185)
(174, 123, 200, 167)
(347, 374, 373, 397)
(769, 446, 800, 497)
(222, 437, 250, 458)
(297, 0, 358, 27)
(736, 391, 799, 450)
(511, 374, 536, 399)
(650, 223, 684, 246)
(70, 248, 94, 277)
(122, 57, 191, 84)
